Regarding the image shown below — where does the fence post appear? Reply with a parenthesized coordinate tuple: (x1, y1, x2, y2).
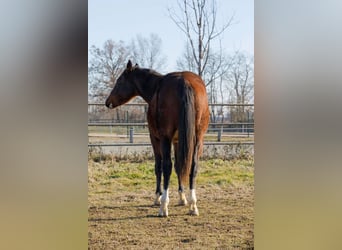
(129, 127, 134, 143)
(247, 110, 250, 137)
(126, 111, 129, 138)
(217, 126, 223, 142)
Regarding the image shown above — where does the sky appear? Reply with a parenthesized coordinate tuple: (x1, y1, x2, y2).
(88, 0, 254, 73)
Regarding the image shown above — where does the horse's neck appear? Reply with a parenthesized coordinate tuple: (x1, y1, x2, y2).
(135, 70, 162, 104)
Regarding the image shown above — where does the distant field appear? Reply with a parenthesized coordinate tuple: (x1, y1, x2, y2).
(88, 126, 254, 144)
(88, 157, 254, 249)
(88, 133, 254, 144)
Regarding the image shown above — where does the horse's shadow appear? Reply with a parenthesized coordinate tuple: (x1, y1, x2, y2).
(88, 214, 160, 222)
(89, 204, 184, 222)
(90, 204, 153, 210)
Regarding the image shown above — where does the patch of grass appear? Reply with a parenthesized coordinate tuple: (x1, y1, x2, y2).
(108, 173, 121, 179)
(89, 157, 254, 192)
(197, 158, 253, 187)
(95, 190, 111, 194)
(100, 180, 111, 185)
(215, 178, 233, 185)
(137, 163, 154, 175)
(90, 161, 157, 191)
(236, 172, 254, 181)
(88, 148, 113, 163)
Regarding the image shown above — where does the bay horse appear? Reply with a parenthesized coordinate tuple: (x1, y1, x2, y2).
(105, 60, 209, 217)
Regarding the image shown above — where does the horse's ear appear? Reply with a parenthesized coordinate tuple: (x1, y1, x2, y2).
(127, 60, 133, 71)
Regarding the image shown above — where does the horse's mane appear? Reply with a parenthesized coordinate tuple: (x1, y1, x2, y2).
(139, 68, 163, 77)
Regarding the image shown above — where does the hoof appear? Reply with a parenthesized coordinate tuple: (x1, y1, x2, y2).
(189, 209, 199, 216)
(154, 195, 161, 206)
(158, 210, 168, 217)
(158, 203, 168, 217)
(158, 190, 169, 217)
(178, 199, 188, 206)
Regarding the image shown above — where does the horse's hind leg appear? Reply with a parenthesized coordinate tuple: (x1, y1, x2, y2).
(174, 142, 188, 206)
(178, 177, 188, 206)
(189, 143, 200, 216)
(159, 138, 172, 217)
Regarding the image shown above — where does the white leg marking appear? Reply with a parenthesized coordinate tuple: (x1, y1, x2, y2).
(158, 189, 169, 217)
(178, 190, 188, 205)
(189, 189, 199, 216)
(154, 193, 161, 205)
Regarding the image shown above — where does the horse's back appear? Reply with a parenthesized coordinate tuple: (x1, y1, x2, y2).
(162, 71, 207, 101)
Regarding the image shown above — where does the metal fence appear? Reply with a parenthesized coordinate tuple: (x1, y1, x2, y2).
(88, 103, 254, 146)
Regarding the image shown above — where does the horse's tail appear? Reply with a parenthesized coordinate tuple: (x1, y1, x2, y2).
(177, 83, 196, 184)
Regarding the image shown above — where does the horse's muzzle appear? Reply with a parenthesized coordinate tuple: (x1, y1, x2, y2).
(105, 99, 113, 109)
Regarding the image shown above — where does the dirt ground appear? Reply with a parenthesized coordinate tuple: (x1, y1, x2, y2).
(88, 159, 254, 249)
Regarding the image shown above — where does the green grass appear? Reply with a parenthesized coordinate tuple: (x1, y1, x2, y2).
(89, 157, 254, 192)
(197, 158, 253, 187)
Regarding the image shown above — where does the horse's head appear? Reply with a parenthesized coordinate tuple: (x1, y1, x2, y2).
(105, 60, 139, 109)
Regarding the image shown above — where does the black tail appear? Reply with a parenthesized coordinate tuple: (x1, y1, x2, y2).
(177, 83, 196, 184)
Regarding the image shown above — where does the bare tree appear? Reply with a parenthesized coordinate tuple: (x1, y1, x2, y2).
(88, 34, 167, 102)
(169, 0, 234, 124)
(176, 43, 197, 73)
(227, 52, 254, 105)
(225, 52, 254, 122)
(168, 0, 234, 78)
(88, 40, 130, 101)
(130, 33, 167, 72)
(204, 50, 233, 122)
(88, 35, 168, 121)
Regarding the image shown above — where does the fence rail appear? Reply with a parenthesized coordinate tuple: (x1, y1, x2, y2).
(88, 122, 254, 126)
(88, 103, 254, 147)
(88, 141, 254, 147)
(89, 103, 254, 107)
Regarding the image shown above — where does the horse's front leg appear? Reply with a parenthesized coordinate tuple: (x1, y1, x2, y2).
(159, 138, 172, 217)
(150, 135, 162, 205)
(154, 154, 162, 205)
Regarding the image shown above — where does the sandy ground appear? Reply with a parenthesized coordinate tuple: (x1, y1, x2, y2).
(88, 159, 254, 249)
